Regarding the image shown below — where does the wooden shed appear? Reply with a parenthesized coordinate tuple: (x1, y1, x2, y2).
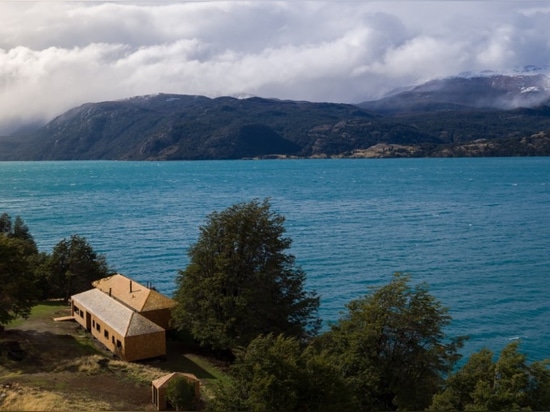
(71, 289, 166, 361)
(92, 273, 176, 330)
(151, 372, 200, 411)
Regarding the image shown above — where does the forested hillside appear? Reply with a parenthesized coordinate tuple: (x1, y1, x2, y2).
(2, 74, 550, 160)
(0, 95, 437, 160)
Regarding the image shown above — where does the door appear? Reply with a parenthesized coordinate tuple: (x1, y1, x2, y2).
(85, 312, 92, 331)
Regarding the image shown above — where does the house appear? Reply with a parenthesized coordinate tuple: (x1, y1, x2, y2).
(71, 273, 177, 361)
(71, 288, 167, 361)
(151, 372, 201, 411)
(92, 273, 176, 330)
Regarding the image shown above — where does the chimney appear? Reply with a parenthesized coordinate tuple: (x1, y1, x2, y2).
(109, 288, 112, 297)
(130, 280, 133, 293)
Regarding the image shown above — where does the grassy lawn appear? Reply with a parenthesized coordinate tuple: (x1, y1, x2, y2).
(184, 354, 232, 386)
(6, 300, 67, 327)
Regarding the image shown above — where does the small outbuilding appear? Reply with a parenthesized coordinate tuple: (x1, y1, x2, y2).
(71, 288, 166, 361)
(151, 372, 201, 411)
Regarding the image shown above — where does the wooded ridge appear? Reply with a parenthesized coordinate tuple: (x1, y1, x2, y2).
(2, 75, 550, 160)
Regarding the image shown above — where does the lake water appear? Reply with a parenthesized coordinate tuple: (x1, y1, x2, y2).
(1, 158, 549, 362)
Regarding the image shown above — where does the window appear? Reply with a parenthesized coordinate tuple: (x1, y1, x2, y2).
(116, 340, 122, 348)
(112, 336, 115, 344)
(96, 323, 101, 332)
(104, 329, 109, 339)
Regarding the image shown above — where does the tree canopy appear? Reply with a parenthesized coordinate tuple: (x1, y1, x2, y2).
(166, 376, 197, 411)
(318, 273, 465, 411)
(430, 341, 550, 411)
(210, 333, 354, 411)
(0, 214, 39, 325)
(0, 213, 111, 324)
(40, 234, 111, 302)
(172, 199, 320, 351)
(0, 235, 38, 325)
(0, 213, 38, 255)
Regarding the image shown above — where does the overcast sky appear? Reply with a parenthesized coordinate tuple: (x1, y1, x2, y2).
(1, 0, 550, 135)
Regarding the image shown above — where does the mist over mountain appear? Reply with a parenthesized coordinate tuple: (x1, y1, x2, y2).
(358, 71, 550, 114)
(1, 72, 550, 160)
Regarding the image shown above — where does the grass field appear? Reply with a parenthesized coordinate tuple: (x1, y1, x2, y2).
(6, 301, 70, 327)
(0, 301, 229, 411)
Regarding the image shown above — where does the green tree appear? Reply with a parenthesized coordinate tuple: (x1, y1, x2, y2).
(0, 212, 12, 234)
(166, 376, 197, 411)
(209, 333, 354, 411)
(319, 273, 465, 411)
(29, 251, 51, 300)
(0, 235, 38, 325)
(12, 216, 37, 249)
(0, 214, 39, 325)
(172, 199, 320, 351)
(0, 213, 38, 255)
(44, 234, 111, 302)
(430, 341, 550, 411)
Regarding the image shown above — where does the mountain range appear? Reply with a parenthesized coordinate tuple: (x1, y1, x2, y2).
(1, 72, 550, 160)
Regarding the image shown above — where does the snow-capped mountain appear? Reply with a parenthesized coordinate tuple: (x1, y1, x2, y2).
(359, 69, 550, 114)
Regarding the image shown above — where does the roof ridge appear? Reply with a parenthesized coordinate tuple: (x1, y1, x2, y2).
(124, 311, 134, 337)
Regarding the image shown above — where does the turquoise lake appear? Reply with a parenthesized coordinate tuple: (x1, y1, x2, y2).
(1, 158, 549, 361)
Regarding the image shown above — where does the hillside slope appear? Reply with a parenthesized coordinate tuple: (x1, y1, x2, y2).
(1, 94, 438, 160)
(2, 72, 550, 160)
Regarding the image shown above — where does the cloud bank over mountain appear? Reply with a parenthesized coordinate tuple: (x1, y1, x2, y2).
(1, 1, 550, 135)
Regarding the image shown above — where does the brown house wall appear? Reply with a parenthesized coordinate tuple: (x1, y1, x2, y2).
(142, 309, 172, 330)
(125, 332, 166, 362)
(89, 316, 126, 359)
(154, 386, 168, 410)
(73, 300, 126, 358)
(72, 303, 87, 329)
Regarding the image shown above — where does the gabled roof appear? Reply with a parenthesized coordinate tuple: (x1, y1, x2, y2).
(72, 289, 164, 337)
(92, 273, 175, 313)
(152, 372, 199, 389)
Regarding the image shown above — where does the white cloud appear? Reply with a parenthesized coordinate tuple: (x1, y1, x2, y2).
(1, 1, 550, 135)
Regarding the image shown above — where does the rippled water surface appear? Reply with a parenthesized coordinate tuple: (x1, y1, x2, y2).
(1, 158, 549, 361)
